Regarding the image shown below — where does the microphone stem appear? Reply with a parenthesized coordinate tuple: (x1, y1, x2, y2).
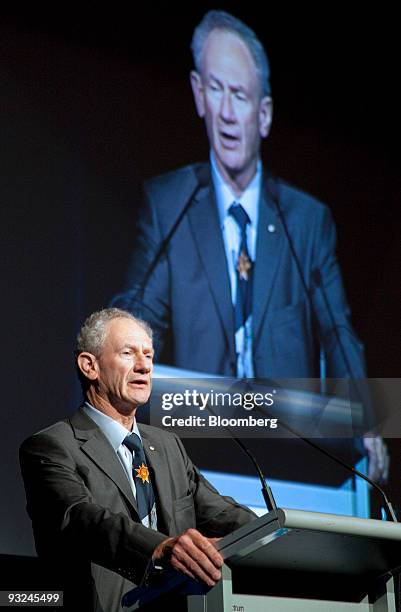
(298, 433, 396, 521)
(204, 401, 278, 514)
(231, 436, 278, 513)
(252, 403, 397, 522)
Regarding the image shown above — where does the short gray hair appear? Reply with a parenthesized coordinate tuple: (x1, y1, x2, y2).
(76, 308, 153, 357)
(191, 10, 271, 97)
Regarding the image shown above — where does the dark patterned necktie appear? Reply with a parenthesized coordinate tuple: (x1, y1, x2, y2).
(123, 433, 155, 522)
(228, 203, 253, 330)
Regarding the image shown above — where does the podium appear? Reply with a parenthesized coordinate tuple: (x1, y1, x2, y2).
(124, 509, 401, 611)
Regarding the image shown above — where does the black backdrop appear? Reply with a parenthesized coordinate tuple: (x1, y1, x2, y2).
(1, 5, 400, 557)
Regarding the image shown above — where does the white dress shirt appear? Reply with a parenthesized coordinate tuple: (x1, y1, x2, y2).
(210, 152, 261, 378)
(83, 402, 157, 529)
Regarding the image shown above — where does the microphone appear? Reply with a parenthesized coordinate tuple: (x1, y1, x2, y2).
(202, 398, 278, 513)
(229, 435, 278, 514)
(248, 397, 397, 522)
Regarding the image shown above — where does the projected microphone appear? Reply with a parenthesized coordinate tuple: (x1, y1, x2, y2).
(311, 268, 355, 379)
(267, 177, 392, 499)
(111, 163, 210, 314)
(268, 177, 360, 381)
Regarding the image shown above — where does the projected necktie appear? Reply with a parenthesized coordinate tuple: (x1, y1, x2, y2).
(123, 433, 155, 523)
(228, 202, 253, 330)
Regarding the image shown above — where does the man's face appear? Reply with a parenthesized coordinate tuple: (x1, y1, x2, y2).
(191, 30, 272, 189)
(93, 318, 153, 412)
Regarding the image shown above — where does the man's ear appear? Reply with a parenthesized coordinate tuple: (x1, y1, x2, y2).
(259, 96, 273, 139)
(77, 352, 99, 382)
(190, 70, 205, 118)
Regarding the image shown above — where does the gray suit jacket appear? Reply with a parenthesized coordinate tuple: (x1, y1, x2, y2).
(20, 407, 255, 611)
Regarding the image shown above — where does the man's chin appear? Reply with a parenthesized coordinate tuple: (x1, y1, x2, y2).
(128, 391, 151, 407)
(219, 153, 242, 169)
(114, 394, 149, 414)
(215, 152, 245, 178)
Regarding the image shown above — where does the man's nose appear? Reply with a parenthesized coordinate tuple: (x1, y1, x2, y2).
(134, 354, 151, 373)
(219, 91, 235, 122)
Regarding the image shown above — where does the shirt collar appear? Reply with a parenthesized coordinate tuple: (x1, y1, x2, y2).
(210, 151, 261, 229)
(83, 401, 141, 452)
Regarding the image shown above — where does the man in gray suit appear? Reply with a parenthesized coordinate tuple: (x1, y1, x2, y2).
(20, 308, 255, 611)
(112, 11, 388, 481)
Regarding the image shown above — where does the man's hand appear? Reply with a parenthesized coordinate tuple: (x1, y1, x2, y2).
(152, 528, 223, 587)
(363, 436, 390, 484)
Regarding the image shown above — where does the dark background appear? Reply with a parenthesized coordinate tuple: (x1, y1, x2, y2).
(1, 5, 400, 557)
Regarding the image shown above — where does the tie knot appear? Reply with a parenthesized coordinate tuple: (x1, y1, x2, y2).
(123, 432, 142, 454)
(228, 203, 250, 232)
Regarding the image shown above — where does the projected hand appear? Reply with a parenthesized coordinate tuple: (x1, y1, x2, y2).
(363, 435, 390, 483)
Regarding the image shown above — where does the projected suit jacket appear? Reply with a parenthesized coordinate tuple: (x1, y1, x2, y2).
(112, 162, 366, 380)
(20, 407, 254, 612)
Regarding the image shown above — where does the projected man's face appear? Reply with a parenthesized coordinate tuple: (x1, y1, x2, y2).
(191, 29, 272, 194)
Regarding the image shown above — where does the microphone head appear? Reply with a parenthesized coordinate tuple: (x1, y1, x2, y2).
(194, 163, 211, 189)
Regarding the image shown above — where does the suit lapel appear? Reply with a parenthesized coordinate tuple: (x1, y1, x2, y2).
(253, 174, 286, 346)
(70, 410, 174, 531)
(187, 170, 236, 361)
(70, 408, 138, 515)
(139, 426, 172, 533)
